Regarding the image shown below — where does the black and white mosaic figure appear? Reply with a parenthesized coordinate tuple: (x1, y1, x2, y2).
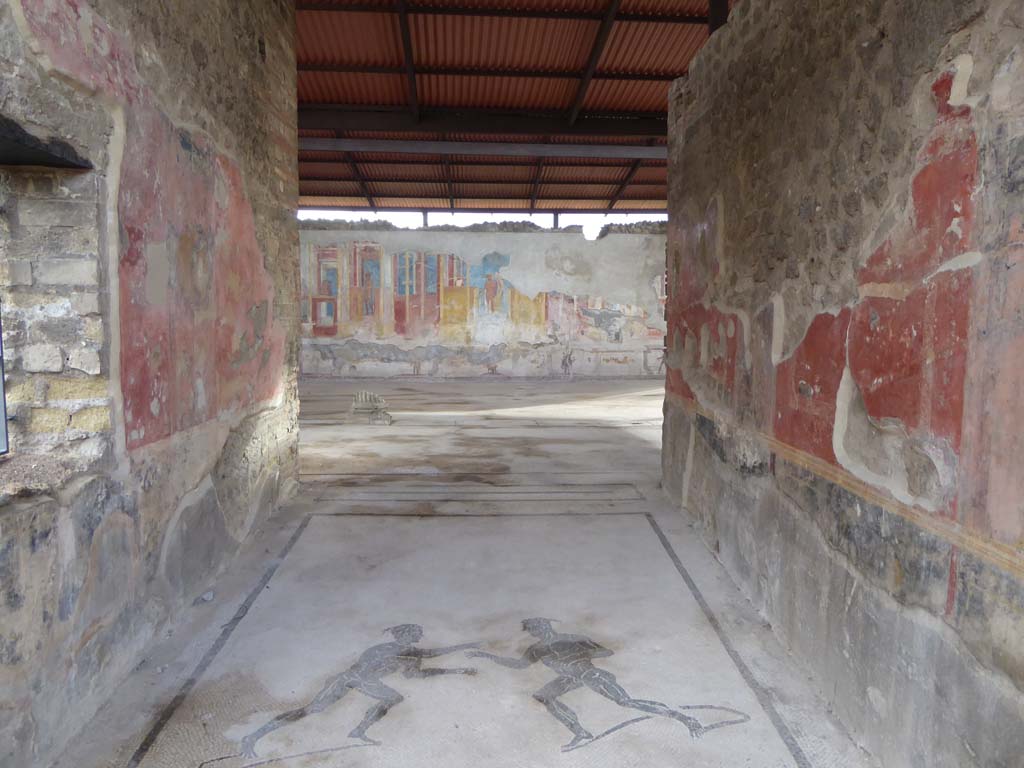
(240, 624, 478, 758)
(469, 618, 749, 751)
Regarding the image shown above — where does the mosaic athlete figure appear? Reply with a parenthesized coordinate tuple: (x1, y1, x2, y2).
(240, 624, 478, 758)
(469, 618, 706, 751)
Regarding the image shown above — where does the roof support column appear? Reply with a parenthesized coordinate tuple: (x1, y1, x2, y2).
(709, 0, 729, 33)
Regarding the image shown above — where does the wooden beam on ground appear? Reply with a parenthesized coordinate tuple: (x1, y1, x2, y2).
(568, 0, 623, 126)
(300, 137, 668, 160)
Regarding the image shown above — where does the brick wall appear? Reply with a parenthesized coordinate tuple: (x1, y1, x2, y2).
(1, 169, 111, 494)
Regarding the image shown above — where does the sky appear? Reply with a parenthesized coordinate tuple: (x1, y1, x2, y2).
(297, 210, 667, 240)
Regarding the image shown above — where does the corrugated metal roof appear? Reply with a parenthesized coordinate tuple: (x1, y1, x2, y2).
(451, 164, 536, 181)
(619, 0, 707, 16)
(540, 183, 619, 198)
(632, 165, 667, 183)
(299, 72, 408, 105)
(457, 197, 531, 209)
(452, 182, 532, 197)
(296, 0, 723, 211)
(412, 15, 594, 70)
(409, 0, 607, 12)
(582, 79, 670, 112)
(368, 180, 451, 197)
(535, 198, 608, 210)
(417, 75, 577, 109)
(359, 163, 450, 180)
(599, 21, 705, 73)
(299, 195, 669, 212)
(611, 199, 666, 210)
(300, 180, 366, 196)
(297, 11, 402, 65)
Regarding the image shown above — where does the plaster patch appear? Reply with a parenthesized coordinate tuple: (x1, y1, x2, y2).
(832, 366, 938, 512)
(927, 250, 983, 279)
(141, 227, 171, 309)
(948, 54, 976, 108)
(770, 293, 786, 365)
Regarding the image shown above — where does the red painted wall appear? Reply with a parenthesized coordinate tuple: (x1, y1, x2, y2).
(22, 0, 286, 450)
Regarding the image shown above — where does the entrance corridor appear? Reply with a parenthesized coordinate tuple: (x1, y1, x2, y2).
(58, 380, 873, 768)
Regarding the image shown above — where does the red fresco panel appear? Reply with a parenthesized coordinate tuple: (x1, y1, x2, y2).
(860, 70, 979, 285)
(848, 269, 972, 453)
(23, 3, 286, 451)
(774, 310, 853, 464)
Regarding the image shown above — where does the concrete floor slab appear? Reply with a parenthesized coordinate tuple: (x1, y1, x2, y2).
(55, 379, 873, 768)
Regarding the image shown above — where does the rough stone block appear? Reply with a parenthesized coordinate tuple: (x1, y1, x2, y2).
(66, 347, 100, 375)
(69, 406, 110, 432)
(28, 407, 70, 433)
(82, 317, 104, 343)
(46, 376, 108, 401)
(21, 344, 63, 373)
(17, 199, 96, 228)
(33, 258, 98, 287)
(0, 260, 32, 286)
(70, 292, 100, 315)
(4, 378, 37, 403)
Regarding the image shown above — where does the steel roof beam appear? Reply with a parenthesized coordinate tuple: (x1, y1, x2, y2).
(395, 0, 420, 119)
(296, 3, 706, 25)
(300, 137, 667, 159)
(298, 63, 680, 82)
(298, 175, 666, 186)
(529, 158, 544, 209)
(299, 107, 667, 136)
(709, 0, 729, 33)
(345, 152, 376, 209)
(568, 0, 622, 125)
(607, 158, 643, 210)
(299, 204, 667, 214)
(298, 157, 666, 167)
(442, 155, 455, 210)
(299, 191, 663, 201)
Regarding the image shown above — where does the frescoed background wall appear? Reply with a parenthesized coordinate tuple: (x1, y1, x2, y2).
(300, 227, 667, 377)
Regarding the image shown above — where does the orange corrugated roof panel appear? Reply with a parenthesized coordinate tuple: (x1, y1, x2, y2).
(294, 0, 725, 211)
(411, 15, 595, 70)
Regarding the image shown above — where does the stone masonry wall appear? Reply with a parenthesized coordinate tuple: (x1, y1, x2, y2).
(663, 1, 1024, 766)
(0, 2, 298, 766)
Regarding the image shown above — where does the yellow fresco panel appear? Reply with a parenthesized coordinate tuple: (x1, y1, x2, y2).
(510, 289, 547, 328)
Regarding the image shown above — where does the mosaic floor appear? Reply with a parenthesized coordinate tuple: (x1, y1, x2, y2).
(59, 379, 871, 768)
